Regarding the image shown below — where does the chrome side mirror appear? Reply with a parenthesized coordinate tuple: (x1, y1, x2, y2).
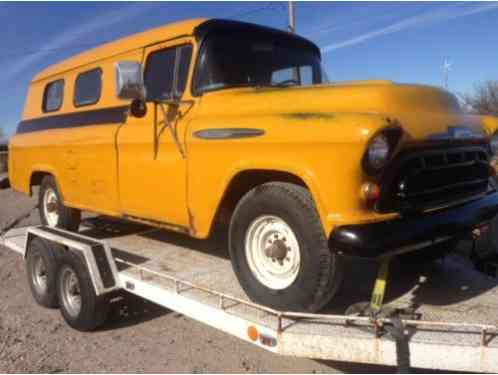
(115, 61, 145, 100)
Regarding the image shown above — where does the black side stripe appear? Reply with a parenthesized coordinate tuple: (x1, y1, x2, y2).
(16, 105, 129, 134)
(193, 128, 265, 140)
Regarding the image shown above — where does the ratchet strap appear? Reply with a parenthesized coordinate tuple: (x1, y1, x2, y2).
(345, 258, 418, 373)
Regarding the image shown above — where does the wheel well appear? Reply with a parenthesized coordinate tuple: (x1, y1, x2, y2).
(211, 170, 308, 235)
(30, 171, 51, 195)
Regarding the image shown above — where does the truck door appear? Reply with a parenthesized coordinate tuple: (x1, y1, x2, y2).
(117, 41, 195, 228)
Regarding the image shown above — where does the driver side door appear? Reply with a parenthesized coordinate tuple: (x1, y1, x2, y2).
(117, 40, 194, 229)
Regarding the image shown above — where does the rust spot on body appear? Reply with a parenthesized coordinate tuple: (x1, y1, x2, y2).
(283, 112, 335, 121)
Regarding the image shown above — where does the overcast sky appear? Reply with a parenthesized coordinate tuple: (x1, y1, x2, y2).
(1, 1, 498, 135)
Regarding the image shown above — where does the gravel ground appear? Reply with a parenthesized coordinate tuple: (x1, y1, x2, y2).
(0, 184, 431, 373)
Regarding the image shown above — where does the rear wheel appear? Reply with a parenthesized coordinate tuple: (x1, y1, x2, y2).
(56, 251, 109, 331)
(26, 237, 61, 308)
(229, 182, 344, 312)
(39, 175, 81, 231)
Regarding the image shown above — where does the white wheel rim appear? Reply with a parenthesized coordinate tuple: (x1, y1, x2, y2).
(32, 254, 48, 295)
(60, 267, 82, 318)
(244, 215, 301, 290)
(43, 188, 59, 227)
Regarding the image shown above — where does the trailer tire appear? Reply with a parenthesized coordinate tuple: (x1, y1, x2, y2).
(26, 237, 61, 308)
(39, 175, 81, 231)
(229, 182, 343, 312)
(56, 251, 109, 331)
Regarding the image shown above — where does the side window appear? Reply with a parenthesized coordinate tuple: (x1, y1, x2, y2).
(43, 80, 64, 112)
(144, 44, 192, 101)
(74, 68, 102, 107)
(175, 45, 193, 96)
(144, 48, 176, 101)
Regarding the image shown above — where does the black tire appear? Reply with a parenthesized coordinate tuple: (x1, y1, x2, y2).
(229, 182, 344, 312)
(56, 251, 109, 331)
(39, 175, 81, 231)
(26, 237, 61, 308)
(474, 215, 498, 258)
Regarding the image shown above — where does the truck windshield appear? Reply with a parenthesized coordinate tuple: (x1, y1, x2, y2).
(194, 31, 326, 94)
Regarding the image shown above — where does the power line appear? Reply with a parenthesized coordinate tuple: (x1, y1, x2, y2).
(2, 4, 284, 61)
(226, 2, 284, 20)
(0, 41, 110, 60)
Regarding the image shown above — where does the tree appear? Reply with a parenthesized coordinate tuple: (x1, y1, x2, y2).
(462, 81, 498, 116)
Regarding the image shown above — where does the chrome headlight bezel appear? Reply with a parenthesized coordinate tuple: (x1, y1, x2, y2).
(363, 133, 390, 175)
(367, 134, 390, 169)
(362, 127, 402, 176)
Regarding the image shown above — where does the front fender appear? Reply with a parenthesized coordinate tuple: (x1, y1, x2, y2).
(187, 112, 393, 238)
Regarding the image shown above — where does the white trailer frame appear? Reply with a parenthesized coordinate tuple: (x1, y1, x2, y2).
(2, 225, 498, 372)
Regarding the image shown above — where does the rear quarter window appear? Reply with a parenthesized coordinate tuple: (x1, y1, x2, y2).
(42, 79, 64, 112)
(74, 68, 102, 107)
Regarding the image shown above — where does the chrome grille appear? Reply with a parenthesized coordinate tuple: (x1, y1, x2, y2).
(376, 146, 490, 213)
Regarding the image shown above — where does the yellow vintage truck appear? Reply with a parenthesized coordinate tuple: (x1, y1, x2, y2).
(8, 18, 498, 312)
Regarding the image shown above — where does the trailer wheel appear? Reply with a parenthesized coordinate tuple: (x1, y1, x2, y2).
(39, 175, 81, 231)
(26, 237, 60, 308)
(56, 251, 109, 331)
(229, 182, 344, 312)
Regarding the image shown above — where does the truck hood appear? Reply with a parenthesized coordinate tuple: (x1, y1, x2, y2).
(197, 81, 487, 141)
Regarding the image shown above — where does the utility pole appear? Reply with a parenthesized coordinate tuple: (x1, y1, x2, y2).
(288, 1, 295, 33)
(288, 1, 300, 83)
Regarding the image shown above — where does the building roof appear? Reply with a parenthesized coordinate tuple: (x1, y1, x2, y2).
(32, 18, 207, 83)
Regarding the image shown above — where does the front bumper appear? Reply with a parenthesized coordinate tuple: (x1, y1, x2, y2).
(329, 191, 498, 259)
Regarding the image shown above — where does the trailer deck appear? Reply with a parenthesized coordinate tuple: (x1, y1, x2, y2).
(2, 218, 498, 372)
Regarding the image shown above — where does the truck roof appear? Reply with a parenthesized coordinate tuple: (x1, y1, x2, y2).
(32, 18, 207, 83)
(32, 18, 321, 84)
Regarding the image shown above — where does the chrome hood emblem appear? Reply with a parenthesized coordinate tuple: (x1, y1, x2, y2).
(428, 126, 483, 140)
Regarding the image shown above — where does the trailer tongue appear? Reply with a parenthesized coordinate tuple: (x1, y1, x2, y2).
(2, 220, 498, 372)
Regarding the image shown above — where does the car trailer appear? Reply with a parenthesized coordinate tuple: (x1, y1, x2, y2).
(2, 220, 498, 373)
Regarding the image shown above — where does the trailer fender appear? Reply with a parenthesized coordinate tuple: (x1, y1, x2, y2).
(25, 226, 120, 296)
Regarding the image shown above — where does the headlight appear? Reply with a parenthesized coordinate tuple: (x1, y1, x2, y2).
(490, 133, 498, 155)
(366, 134, 390, 171)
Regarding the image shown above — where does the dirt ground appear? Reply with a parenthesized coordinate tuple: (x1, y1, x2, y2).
(0, 184, 436, 373)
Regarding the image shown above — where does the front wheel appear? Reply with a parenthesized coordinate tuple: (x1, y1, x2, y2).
(229, 182, 343, 312)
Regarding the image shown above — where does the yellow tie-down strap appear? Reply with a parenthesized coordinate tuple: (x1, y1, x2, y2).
(370, 259, 390, 313)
